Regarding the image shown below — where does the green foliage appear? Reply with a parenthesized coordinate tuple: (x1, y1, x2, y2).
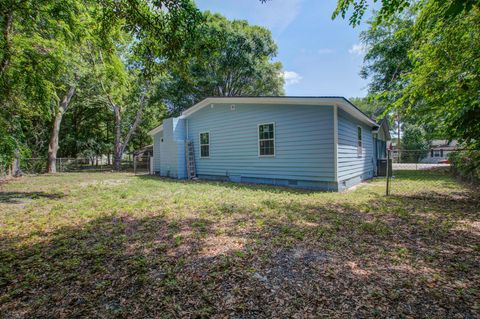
(349, 97, 388, 120)
(359, 1, 480, 152)
(449, 150, 480, 184)
(400, 124, 430, 162)
(0, 0, 90, 162)
(330, 0, 478, 27)
(359, 12, 414, 103)
(0, 0, 201, 163)
(0, 124, 16, 167)
(399, 1, 480, 148)
(332, 0, 412, 27)
(161, 12, 284, 116)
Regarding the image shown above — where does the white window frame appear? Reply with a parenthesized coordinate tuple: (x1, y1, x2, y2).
(357, 126, 363, 157)
(258, 122, 275, 157)
(433, 149, 441, 157)
(199, 131, 210, 159)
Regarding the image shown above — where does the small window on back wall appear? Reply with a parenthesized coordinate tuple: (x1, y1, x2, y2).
(199, 132, 209, 158)
(259, 123, 275, 156)
(357, 126, 363, 157)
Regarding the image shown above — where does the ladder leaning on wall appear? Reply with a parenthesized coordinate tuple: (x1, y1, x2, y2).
(185, 140, 197, 179)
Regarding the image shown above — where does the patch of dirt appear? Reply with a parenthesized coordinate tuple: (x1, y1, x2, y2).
(201, 235, 246, 257)
(260, 247, 331, 286)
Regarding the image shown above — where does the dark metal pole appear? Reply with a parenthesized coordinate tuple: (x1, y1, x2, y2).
(386, 150, 391, 196)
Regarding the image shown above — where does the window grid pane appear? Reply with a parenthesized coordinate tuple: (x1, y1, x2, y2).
(357, 127, 362, 147)
(200, 132, 209, 157)
(201, 145, 209, 157)
(259, 124, 274, 156)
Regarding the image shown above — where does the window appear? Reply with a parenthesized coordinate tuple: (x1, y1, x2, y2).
(258, 123, 275, 156)
(199, 132, 209, 158)
(357, 126, 363, 157)
(432, 149, 443, 157)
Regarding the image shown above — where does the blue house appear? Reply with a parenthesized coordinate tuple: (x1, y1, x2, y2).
(148, 97, 389, 191)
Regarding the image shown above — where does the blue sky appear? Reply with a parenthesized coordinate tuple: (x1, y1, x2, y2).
(195, 0, 371, 98)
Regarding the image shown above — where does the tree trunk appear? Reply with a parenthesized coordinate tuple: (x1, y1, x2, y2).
(112, 82, 149, 171)
(47, 85, 76, 173)
(11, 151, 22, 177)
(0, 11, 13, 77)
(113, 105, 122, 171)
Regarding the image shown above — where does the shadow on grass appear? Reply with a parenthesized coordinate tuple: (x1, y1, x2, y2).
(0, 191, 65, 204)
(1, 183, 479, 318)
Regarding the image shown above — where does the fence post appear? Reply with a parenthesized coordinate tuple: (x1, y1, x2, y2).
(386, 150, 391, 196)
(133, 156, 137, 175)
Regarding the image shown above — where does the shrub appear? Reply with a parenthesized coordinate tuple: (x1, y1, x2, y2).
(449, 150, 480, 184)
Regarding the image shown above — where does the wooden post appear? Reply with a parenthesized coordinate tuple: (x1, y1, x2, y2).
(133, 156, 137, 175)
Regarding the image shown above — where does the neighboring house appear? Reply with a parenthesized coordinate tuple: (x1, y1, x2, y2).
(148, 97, 389, 191)
(421, 140, 460, 163)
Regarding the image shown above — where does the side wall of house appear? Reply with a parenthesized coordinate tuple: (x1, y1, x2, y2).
(155, 118, 187, 178)
(186, 103, 337, 190)
(337, 109, 375, 191)
(152, 131, 163, 173)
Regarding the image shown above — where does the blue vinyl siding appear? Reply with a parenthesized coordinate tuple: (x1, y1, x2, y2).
(186, 103, 335, 183)
(152, 131, 163, 173)
(337, 109, 375, 186)
(157, 118, 187, 178)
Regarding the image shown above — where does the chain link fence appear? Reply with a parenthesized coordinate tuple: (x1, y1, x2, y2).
(385, 149, 473, 195)
(13, 155, 151, 175)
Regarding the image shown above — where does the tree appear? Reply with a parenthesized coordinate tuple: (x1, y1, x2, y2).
(357, 1, 480, 150)
(330, 0, 478, 27)
(349, 97, 388, 120)
(161, 12, 284, 116)
(359, 13, 414, 102)
(399, 1, 480, 148)
(0, 0, 88, 172)
(92, 0, 201, 170)
(401, 124, 430, 162)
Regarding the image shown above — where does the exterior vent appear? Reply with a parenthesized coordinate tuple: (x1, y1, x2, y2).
(230, 104, 236, 111)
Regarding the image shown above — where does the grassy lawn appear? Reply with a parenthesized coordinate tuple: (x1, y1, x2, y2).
(1, 171, 479, 318)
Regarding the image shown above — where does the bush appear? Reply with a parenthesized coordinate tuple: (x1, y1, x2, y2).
(449, 150, 480, 184)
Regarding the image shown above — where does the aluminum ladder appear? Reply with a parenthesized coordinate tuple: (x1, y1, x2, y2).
(185, 140, 196, 179)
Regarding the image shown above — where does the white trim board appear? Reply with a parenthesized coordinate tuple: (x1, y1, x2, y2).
(148, 124, 163, 136)
(199, 131, 210, 159)
(257, 122, 276, 157)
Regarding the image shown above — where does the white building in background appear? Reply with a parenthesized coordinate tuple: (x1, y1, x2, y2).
(421, 140, 460, 163)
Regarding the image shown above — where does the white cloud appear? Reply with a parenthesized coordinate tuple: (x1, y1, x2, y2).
(317, 48, 334, 54)
(349, 43, 368, 56)
(283, 71, 302, 85)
